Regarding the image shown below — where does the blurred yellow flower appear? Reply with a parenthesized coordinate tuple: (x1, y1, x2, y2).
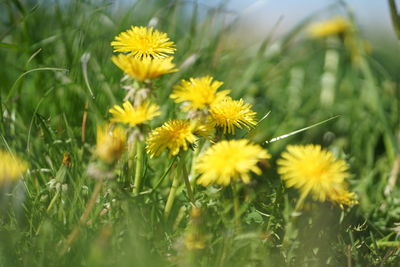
(192, 120, 214, 140)
(170, 76, 230, 111)
(308, 17, 351, 38)
(109, 101, 160, 127)
(146, 120, 197, 157)
(210, 97, 256, 134)
(111, 26, 176, 58)
(196, 139, 270, 186)
(112, 54, 177, 81)
(184, 232, 206, 250)
(330, 188, 358, 209)
(0, 150, 27, 186)
(184, 207, 207, 251)
(277, 144, 357, 207)
(96, 124, 126, 164)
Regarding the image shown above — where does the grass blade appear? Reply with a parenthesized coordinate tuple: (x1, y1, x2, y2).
(5, 67, 68, 102)
(265, 115, 340, 144)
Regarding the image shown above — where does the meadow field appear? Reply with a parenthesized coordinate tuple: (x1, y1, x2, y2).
(1, 0, 400, 266)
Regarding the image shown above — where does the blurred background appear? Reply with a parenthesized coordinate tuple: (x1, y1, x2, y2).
(110, 0, 400, 73)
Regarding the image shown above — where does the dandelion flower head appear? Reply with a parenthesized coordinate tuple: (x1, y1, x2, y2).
(0, 150, 27, 185)
(184, 208, 207, 251)
(170, 76, 230, 111)
(196, 139, 270, 186)
(277, 144, 356, 207)
(111, 26, 176, 58)
(192, 120, 215, 140)
(109, 101, 160, 127)
(308, 17, 351, 38)
(112, 54, 177, 81)
(96, 124, 127, 164)
(210, 97, 257, 134)
(329, 188, 358, 209)
(146, 120, 197, 157)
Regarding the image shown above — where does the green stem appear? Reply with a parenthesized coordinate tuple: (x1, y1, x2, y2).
(389, 0, 400, 39)
(62, 179, 104, 254)
(133, 141, 144, 194)
(189, 141, 202, 183)
(126, 141, 136, 186)
(46, 190, 60, 213)
(294, 192, 307, 212)
(36, 189, 60, 235)
(358, 56, 397, 160)
(231, 183, 241, 232)
(173, 206, 186, 231)
(152, 158, 177, 192)
(283, 193, 307, 246)
(180, 156, 195, 206)
(164, 169, 180, 219)
(320, 39, 339, 108)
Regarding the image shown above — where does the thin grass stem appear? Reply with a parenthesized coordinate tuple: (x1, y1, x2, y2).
(164, 168, 180, 219)
(180, 156, 195, 206)
(231, 183, 241, 232)
(62, 179, 104, 254)
(133, 141, 144, 194)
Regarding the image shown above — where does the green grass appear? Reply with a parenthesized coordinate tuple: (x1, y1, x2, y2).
(1, 0, 400, 266)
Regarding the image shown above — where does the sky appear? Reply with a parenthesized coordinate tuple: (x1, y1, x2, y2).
(193, 0, 400, 57)
(200, 0, 397, 39)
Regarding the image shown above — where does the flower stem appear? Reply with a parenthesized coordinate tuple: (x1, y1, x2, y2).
(294, 191, 307, 212)
(46, 190, 60, 213)
(320, 40, 339, 108)
(62, 179, 104, 254)
(189, 139, 204, 182)
(283, 193, 307, 247)
(180, 156, 195, 206)
(164, 168, 180, 219)
(133, 140, 144, 194)
(231, 183, 241, 232)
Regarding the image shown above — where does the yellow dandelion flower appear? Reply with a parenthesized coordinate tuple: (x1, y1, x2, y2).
(196, 139, 270, 186)
(109, 101, 160, 127)
(184, 207, 207, 251)
(96, 124, 126, 164)
(146, 120, 197, 157)
(111, 26, 176, 58)
(308, 16, 351, 38)
(112, 54, 178, 81)
(277, 144, 357, 207)
(170, 76, 230, 111)
(184, 232, 207, 250)
(330, 189, 358, 209)
(209, 97, 257, 134)
(192, 121, 215, 140)
(0, 150, 27, 186)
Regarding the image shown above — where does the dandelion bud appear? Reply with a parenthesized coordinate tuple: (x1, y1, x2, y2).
(96, 124, 127, 164)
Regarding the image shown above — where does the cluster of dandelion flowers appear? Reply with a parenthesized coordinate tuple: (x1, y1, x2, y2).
(0, 150, 27, 186)
(96, 124, 127, 164)
(210, 97, 257, 134)
(196, 139, 270, 186)
(111, 26, 176, 58)
(170, 76, 230, 111)
(109, 101, 160, 127)
(146, 120, 197, 158)
(277, 144, 357, 207)
(112, 54, 178, 82)
(308, 16, 351, 38)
